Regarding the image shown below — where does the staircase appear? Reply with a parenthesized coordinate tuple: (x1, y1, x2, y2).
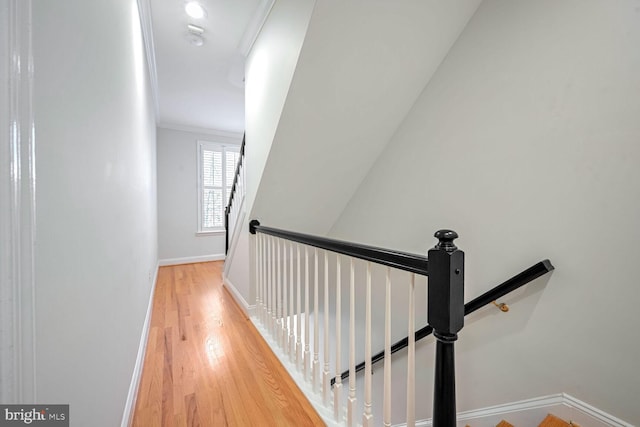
(246, 220, 554, 426)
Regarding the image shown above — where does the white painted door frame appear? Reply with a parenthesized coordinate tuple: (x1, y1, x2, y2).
(0, 0, 37, 404)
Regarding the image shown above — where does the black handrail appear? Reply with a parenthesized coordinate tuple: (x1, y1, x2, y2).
(224, 135, 246, 254)
(249, 221, 429, 276)
(330, 259, 554, 386)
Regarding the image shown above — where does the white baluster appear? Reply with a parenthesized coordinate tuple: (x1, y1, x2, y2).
(271, 236, 277, 337)
(267, 236, 273, 335)
(363, 262, 373, 427)
(406, 273, 416, 427)
(323, 250, 330, 405)
(304, 246, 311, 381)
(256, 233, 261, 323)
(313, 248, 320, 392)
(277, 238, 282, 346)
(289, 242, 295, 361)
(264, 236, 268, 325)
(334, 255, 343, 422)
(282, 240, 288, 349)
(384, 267, 392, 427)
(239, 164, 243, 199)
(296, 243, 302, 370)
(254, 233, 260, 313)
(347, 258, 356, 427)
(263, 236, 268, 326)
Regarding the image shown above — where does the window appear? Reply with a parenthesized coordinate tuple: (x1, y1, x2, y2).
(197, 141, 240, 233)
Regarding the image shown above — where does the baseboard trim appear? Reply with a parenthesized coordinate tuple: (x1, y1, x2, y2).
(222, 274, 255, 317)
(562, 394, 633, 427)
(393, 393, 632, 427)
(158, 254, 225, 266)
(121, 262, 159, 427)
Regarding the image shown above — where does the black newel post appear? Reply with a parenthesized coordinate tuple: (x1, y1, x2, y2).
(428, 230, 464, 427)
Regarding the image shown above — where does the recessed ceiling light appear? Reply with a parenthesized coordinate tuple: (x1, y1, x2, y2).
(185, 1, 206, 19)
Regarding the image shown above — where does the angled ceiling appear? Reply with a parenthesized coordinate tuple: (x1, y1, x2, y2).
(147, 0, 273, 133)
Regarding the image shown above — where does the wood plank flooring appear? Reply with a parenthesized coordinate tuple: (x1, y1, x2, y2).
(131, 261, 325, 426)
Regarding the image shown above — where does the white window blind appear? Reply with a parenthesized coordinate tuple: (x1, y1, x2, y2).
(198, 141, 240, 232)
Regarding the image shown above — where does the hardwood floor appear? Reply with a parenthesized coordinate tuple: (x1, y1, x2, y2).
(132, 261, 325, 426)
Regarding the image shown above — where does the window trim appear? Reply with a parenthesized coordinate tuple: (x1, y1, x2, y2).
(196, 140, 240, 233)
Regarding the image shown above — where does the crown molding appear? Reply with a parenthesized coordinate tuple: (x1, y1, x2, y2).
(237, 0, 276, 56)
(157, 122, 244, 140)
(136, 0, 160, 118)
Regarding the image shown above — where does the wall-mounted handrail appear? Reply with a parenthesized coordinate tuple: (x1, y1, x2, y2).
(250, 221, 429, 276)
(224, 135, 246, 254)
(331, 259, 554, 386)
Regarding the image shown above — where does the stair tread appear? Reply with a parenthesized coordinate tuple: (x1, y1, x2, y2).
(538, 413, 572, 427)
(496, 421, 515, 427)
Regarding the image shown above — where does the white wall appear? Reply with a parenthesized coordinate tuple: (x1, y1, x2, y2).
(226, 0, 316, 307)
(250, 0, 482, 235)
(330, 0, 640, 424)
(234, 0, 479, 314)
(32, 1, 158, 426)
(245, 0, 316, 214)
(156, 127, 241, 264)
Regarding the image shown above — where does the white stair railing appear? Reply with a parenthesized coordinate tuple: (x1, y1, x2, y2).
(249, 221, 432, 426)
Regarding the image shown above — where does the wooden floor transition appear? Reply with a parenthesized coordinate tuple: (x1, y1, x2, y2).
(131, 261, 325, 426)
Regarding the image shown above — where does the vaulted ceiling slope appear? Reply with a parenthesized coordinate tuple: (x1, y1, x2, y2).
(250, 0, 482, 235)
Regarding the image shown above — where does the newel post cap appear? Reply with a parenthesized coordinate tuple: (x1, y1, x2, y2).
(434, 229, 458, 252)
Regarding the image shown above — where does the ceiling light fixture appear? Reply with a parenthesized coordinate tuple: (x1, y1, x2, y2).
(187, 24, 204, 35)
(187, 24, 205, 46)
(185, 1, 206, 19)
